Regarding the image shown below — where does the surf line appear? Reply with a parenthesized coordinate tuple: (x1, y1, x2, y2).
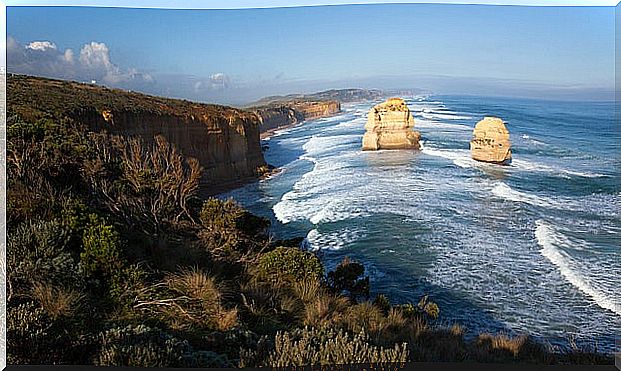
(535, 220, 621, 316)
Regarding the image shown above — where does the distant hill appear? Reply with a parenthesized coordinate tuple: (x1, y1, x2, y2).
(249, 88, 386, 107)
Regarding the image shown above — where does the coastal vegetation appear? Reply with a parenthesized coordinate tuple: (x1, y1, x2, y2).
(5, 74, 614, 367)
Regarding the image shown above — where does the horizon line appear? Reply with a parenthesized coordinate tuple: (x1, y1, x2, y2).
(7, 73, 614, 106)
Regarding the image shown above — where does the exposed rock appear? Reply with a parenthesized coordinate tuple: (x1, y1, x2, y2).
(362, 97, 421, 151)
(101, 110, 114, 123)
(252, 100, 341, 134)
(469, 117, 512, 164)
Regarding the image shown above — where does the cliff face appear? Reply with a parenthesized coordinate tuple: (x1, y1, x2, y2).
(254, 106, 304, 132)
(362, 98, 421, 151)
(252, 100, 341, 133)
(292, 101, 341, 120)
(7, 74, 267, 192)
(470, 117, 512, 164)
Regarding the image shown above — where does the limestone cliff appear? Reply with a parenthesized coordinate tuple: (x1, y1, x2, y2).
(362, 97, 421, 151)
(252, 100, 341, 133)
(470, 117, 512, 164)
(7, 74, 267, 193)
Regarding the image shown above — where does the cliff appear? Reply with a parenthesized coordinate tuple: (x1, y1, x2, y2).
(251, 100, 341, 134)
(7, 74, 267, 193)
(362, 97, 421, 151)
(470, 117, 512, 164)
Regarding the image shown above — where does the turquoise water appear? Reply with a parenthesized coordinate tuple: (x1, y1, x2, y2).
(222, 95, 620, 352)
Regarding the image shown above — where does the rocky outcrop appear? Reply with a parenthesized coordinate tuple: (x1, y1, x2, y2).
(362, 98, 421, 151)
(470, 117, 512, 164)
(7, 74, 267, 193)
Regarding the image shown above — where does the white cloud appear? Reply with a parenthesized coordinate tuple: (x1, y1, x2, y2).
(63, 49, 74, 63)
(208, 72, 230, 90)
(79, 42, 113, 70)
(7, 37, 154, 88)
(26, 41, 57, 51)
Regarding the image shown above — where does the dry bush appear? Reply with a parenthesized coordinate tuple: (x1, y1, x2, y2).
(239, 280, 288, 332)
(303, 294, 350, 329)
(343, 301, 384, 335)
(292, 277, 324, 304)
(83, 133, 202, 236)
(476, 333, 528, 358)
(31, 281, 84, 319)
(134, 268, 237, 332)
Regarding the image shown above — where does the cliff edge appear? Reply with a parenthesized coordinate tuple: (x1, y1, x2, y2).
(7, 74, 267, 193)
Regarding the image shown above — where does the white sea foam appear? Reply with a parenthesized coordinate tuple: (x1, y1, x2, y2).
(492, 183, 559, 208)
(511, 159, 607, 178)
(424, 112, 473, 120)
(305, 227, 367, 251)
(415, 118, 472, 131)
(421, 146, 476, 168)
(535, 220, 621, 316)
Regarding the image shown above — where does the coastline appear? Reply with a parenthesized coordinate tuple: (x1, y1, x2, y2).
(228, 95, 620, 355)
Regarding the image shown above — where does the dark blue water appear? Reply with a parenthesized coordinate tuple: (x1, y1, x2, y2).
(223, 95, 620, 352)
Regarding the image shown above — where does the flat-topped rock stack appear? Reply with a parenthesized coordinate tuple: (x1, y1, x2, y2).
(470, 117, 512, 164)
(362, 97, 421, 151)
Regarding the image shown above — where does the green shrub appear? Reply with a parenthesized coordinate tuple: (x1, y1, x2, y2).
(265, 327, 408, 367)
(327, 257, 369, 301)
(417, 295, 440, 320)
(257, 247, 323, 283)
(7, 219, 78, 301)
(95, 324, 192, 367)
(109, 263, 150, 312)
(373, 294, 391, 314)
(199, 198, 270, 260)
(80, 215, 123, 278)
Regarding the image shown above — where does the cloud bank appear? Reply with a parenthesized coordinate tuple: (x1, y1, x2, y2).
(7, 37, 154, 88)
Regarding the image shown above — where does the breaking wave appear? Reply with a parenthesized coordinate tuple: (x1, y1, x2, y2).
(535, 220, 621, 316)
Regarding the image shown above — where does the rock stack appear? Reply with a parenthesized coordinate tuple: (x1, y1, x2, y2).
(362, 98, 421, 151)
(469, 117, 512, 164)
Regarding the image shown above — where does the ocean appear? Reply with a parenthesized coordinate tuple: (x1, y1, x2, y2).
(221, 95, 620, 352)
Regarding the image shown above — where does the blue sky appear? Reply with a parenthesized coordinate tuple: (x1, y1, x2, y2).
(7, 3, 615, 104)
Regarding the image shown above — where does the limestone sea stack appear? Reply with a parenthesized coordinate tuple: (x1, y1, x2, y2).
(469, 117, 512, 164)
(362, 97, 421, 151)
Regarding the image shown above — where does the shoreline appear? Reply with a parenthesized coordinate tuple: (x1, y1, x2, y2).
(259, 107, 347, 140)
(260, 120, 304, 140)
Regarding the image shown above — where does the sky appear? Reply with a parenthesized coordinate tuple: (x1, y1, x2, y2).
(6, 3, 616, 104)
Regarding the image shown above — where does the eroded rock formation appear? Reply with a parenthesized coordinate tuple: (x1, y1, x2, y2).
(362, 97, 421, 151)
(469, 117, 512, 164)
